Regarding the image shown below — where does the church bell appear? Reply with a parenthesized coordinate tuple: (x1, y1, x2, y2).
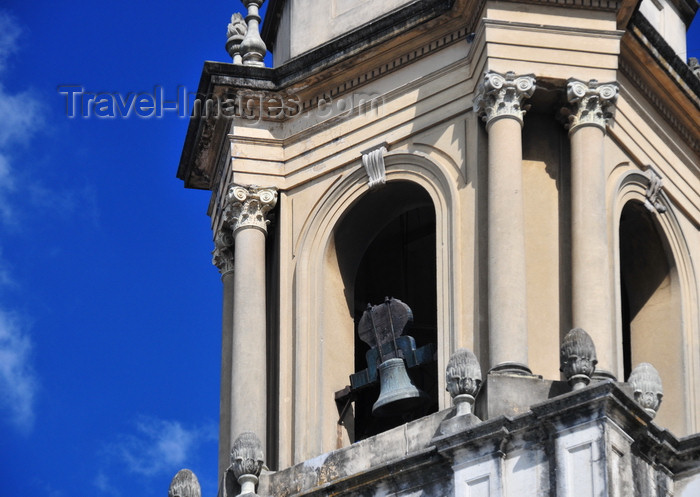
(373, 357, 425, 417)
(357, 298, 428, 417)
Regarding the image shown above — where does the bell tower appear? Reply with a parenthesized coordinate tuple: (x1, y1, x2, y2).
(176, 0, 700, 494)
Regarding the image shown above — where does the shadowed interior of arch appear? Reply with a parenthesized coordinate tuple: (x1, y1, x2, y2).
(619, 199, 685, 435)
(333, 181, 438, 441)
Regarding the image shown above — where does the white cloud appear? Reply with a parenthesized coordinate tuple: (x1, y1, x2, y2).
(0, 309, 37, 432)
(0, 11, 40, 227)
(106, 417, 216, 478)
(93, 471, 120, 497)
(0, 11, 21, 74)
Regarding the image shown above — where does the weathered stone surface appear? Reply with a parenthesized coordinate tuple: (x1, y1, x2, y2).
(560, 328, 597, 390)
(628, 362, 663, 418)
(257, 410, 449, 496)
(474, 71, 536, 126)
(226, 12, 247, 64)
(564, 78, 618, 131)
(474, 372, 569, 421)
(168, 469, 201, 497)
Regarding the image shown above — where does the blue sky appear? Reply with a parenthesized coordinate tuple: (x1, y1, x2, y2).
(0, 3, 698, 497)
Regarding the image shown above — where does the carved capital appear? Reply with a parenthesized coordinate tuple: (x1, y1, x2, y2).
(474, 71, 536, 127)
(361, 144, 387, 189)
(565, 79, 618, 132)
(168, 469, 201, 497)
(230, 431, 264, 496)
(446, 348, 482, 416)
(628, 362, 663, 418)
(212, 228, 235, 276)
(223, 185, 278, 235)
(560, 328, 597, 390)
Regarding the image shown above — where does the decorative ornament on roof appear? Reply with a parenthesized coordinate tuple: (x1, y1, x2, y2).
(560, 328, 597, 391)
(628, 362, 663, 418)
(446, 348, 482, 416)
(168, 469, 202, 497)
(230, 431, 265, 496)
(240, 0, 267, 67)
(226, 12, 248, 64)
(689, 57, 700, 79)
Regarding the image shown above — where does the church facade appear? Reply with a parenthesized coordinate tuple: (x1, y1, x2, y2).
(175, 0, 700, 495)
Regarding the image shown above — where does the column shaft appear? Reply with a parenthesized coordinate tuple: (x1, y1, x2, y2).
(213, 229, 236, 479)
(231, 227, 268, 449)
(487, 117, 529, 371)
(566, 79, 618, 380)
(570, 126, 615, 378)
(474, 70, 535, 374)
(219, 269, 235, 478)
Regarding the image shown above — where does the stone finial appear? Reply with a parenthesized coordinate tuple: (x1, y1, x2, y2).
(223, 185, 278, 235)
(212, 228, 235, 276)
(361, 144, 387, 189)
(628, 363, 663, 418)
(446, 348, 482, 416)
(168, 469, 201, 497)
(564, 78, 618, 132)
(560, 328, 597, 391)
(689, 57, 700, 79)
(226, 13, 248, 64)
(473, 70, 536, 127)
(240, 0, 267, 67)
(231, 431, 264, 496)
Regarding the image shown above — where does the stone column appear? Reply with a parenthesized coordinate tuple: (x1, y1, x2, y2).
(212, 228, 235, 479)
(474, 71, 536, 374)
(222, 184, 278, 457)
(565, 79, 618, 380)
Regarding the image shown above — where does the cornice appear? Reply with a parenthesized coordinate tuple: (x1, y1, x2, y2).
(619, 11, 700, 157)
(178, 0, 478, 191)
(498, 0, 620, 10)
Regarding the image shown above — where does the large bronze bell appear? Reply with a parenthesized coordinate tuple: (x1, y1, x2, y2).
(373, 357, 425, 417)
(358, 298, 427, 417)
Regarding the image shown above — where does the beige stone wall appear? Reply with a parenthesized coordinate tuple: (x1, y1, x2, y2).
(272, 0, 415, 64)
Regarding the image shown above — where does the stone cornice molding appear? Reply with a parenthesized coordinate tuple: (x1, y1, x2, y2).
(564, 78, 619, 133)
(223, 184, 278, 235)
(473, 71, 536, 128)
(212, 228, 235, 276)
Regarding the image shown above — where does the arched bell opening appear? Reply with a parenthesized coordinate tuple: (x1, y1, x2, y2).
(333, 181, 438, 442)
(618, 199, 685, 434)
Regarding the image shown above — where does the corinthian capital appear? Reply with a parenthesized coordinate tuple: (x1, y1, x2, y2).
(474, 71, 536, 127)
(565, 78, 618, 132)
(212, 228, 235, 276)
(223, 184, 278, 234)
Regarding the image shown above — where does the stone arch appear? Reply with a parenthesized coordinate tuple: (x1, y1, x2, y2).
(290, 151, 461, 461)
(612, 168, 699, 436)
